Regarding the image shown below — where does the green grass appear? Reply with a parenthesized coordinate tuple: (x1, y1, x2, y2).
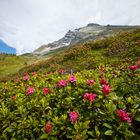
(0, 54, 36, 76)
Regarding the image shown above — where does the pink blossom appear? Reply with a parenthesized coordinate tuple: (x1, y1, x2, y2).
(44, 122, 53, 134)
(32, 72, 37, 76)
(69, 111, 78, 122)
(116, 109, 131, 123)
(58, 80, 67, 87)
(43, 87, 50, 95)
(49, 71, 53, 74)
(129, 65, 137, 71)
(59, 69, 64, 75)
(26, 87, 35, 95)
(23, 74, 30, 81)
(15, 78, 19, 83)
(102, 84, 111, 95)
(69, 75, 76, 83)
(86, 79, 94, 85)
(100, 78, 108, 85)
(84, 93, 96, 102)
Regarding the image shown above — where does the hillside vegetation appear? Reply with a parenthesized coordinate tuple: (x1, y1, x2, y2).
(19, 29, 140, 74)
(0, 29, 140, 139)
(0, 54, 37, 82)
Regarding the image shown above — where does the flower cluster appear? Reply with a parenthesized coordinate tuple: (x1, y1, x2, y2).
(69, 75, 77, 83)
(100, 78, 108, 85)
(43, 87, 50, 95)
(69, 111, 78, 122)
(44, 122, 53, 134)
(84, 93, 96, 102)
(116, 109, 131, 123)
(58, 80, 67, 87)
(26, 87, 35, 95)
(23, 74, 30, 81)
(85, 79, 94, 85)
(59, 69, 64, 75)
(129, 65, 138, 71)
(102, 84, 111, 95)
(15, 78, 19, 83)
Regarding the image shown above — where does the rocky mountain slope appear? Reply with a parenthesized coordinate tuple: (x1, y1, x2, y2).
(33, 23, 140, 56)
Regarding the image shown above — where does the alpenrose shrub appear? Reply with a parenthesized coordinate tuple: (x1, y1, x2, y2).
(0, 65, 140, 139)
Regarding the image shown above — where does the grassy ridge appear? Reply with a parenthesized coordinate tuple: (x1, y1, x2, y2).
(0, 54, 37, 82)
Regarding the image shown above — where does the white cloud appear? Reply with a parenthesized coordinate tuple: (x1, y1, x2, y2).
(0, 0, 140, 54)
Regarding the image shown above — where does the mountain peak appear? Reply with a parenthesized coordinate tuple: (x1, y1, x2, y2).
(87, 23, 101, 27)
(33, 23, 140, 56)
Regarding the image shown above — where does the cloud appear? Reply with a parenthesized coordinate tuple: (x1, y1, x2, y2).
(0, 0, 140, 54)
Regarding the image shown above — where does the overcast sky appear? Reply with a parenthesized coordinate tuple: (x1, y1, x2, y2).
(0, 0, 140, 54)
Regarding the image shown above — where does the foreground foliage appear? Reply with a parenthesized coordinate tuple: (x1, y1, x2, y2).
(0, 62, 140, 139)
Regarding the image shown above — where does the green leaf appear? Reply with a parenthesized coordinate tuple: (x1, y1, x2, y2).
(87, 131, 94, 137)
(83, 120, 90, 127)
(51, 137, 57, 140)
(40, 133, 48, 139)
(104, 130, 113, 135)
(74, 123, 79, 130)
(135, 116, 140, 122)
(103, 123, 112, 129)
(95, 126, 100, 137)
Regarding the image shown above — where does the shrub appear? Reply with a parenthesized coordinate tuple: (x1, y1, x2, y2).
(0, 65, 140, 139)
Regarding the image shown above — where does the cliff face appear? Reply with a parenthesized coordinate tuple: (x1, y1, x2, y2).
(33, 23, 140, 56)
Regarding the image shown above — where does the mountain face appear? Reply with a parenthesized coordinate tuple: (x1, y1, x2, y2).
(33, 23, 140, 56)
(0, 40, 16, 54)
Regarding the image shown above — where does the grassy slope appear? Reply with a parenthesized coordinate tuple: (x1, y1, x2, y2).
(0, 54, 35, 75)
(0, 54, 38, 82)
(19, 29, 140, 75)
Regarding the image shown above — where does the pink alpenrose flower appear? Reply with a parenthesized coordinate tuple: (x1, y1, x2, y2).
(100, 78, 108, 85)
(23, 74, 30, 81)
(86, 79, 94, 85)
(26, 87, 35, 95)
(58, 80, 67, 87)
(84, 93, 96, 102)
(69, 75, 77, 83)
(43, 87, 50, 95)
(102, 84, 111, 95)
(69, 111, 78, 122)
(44, 122, 53, 134)
(15, 78, 19, 83)
(59, 69, 64, 75)
(116, 109, 131, 123)
(129, 65, 137, 71)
